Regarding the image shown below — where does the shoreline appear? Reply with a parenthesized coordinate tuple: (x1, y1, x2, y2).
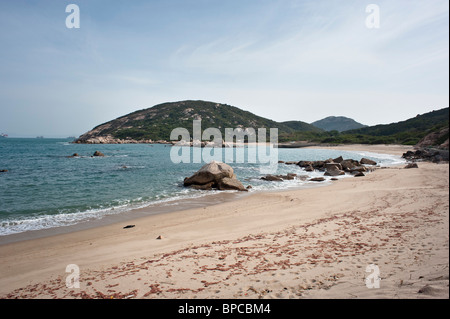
(0, 169, 337, 246)
(0, 144, 403, 245)
(1, 144, 448, 299)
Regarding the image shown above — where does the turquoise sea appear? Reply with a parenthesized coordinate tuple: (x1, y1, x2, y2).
(0, 138, 405, 239)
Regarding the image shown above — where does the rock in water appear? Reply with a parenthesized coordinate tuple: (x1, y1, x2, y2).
(324, 162, 345, 176)
(309, 177, 325, 182)
(325, 163, 343, 171)
(93, 151, 105, 157)
(341, 159, 357, 171)
(261, 174, 284, 182)
(360, 158, 377, 165)
(333, 156, 344, 163)
(324, 169, 345, 177)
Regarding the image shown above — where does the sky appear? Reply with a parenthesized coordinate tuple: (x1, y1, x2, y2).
(0, 0, 448, 137)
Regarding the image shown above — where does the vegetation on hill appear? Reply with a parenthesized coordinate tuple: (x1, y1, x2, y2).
(78, 100, 319, 142)
(76, 101, 448, 148)
(311, 116, 367, 132)
(279, 108, 449, 146)
(281, 121, 324, 133)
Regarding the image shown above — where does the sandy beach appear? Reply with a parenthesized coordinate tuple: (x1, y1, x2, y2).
(0, 144, 448, 299)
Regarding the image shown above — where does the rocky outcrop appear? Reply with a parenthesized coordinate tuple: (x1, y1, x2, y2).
(174, 140, 233, 148)
(279, 155, 380, 179)
(75, 134, 154, 144)
(404, 163, 419, 169)
(184, 161, 247, 191)
(415, 127, 449, 149)
(402, 148, 449, 163)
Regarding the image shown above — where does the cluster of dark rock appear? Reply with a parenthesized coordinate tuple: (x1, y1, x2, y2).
(184, 156, 379, 193)
(402, 148, 449, 163)
(67, 151, 105, 158)
(275, 156, 377, 181)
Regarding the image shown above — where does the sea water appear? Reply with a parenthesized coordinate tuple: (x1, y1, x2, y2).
(0, 138, 405, 238)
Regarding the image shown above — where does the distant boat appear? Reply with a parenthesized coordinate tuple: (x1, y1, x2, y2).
(0, 133, 8, 138)
(36, 136, 44, 139)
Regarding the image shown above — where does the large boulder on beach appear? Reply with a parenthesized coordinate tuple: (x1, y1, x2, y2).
(184, 161, 247, 191)
(184, 161, 234, 186)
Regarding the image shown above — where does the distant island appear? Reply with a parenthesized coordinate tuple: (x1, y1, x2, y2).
(74, 100, 449, 149)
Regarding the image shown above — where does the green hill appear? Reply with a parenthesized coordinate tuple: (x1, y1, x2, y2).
(75, 101, 448, 148)
(281, 120, 324, 132)
(311, 116, 367, 132)
(75, 100, 317, 143)
(276, 107, 449, 147)
(339, 107, 449, 145)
